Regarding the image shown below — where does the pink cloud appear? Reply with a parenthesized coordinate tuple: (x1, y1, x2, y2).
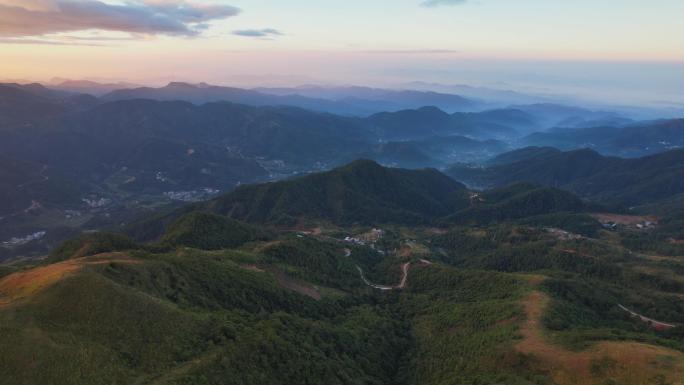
(0, 0, 240, 37)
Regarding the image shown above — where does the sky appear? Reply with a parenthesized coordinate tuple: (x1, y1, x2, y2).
(1, 0, 683, 106)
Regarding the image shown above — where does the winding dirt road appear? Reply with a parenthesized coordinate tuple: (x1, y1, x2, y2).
(356, 262, 412, 291)
(618, 304, 676, 330)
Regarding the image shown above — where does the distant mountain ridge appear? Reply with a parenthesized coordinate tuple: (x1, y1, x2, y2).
(522, 119, 684, 157)
(367, 106, 538, 140)
(102, 82, 479, 117)
(51, 79, 141, 96)
(254, 85, 479, 113)
(1, 79, 680, 262)
(447, 146, 684, 206)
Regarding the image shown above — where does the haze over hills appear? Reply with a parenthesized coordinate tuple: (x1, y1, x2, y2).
(522, 119, 684, 157)
(50, 79, 142, 97)
(447, 146, 684, 207)
(101, 82, 481, 117)
(1, 79, 684, 261)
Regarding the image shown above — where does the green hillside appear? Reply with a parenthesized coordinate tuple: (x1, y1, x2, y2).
(448, 147, 684, 207)
(207, 159, 470, 226)
(3, 155, 684, 384)
(443, 183, 589, 225)
(162, 212, 272, 250)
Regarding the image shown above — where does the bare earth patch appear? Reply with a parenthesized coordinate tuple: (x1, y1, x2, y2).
(425, 227, 447, 235)
(0, 253, 140, 308)
(645, 255, 684, 263)
(263, 267, 322, 300)
(239, 264, 265, 273)
(397, 245, 413, 258)
(591, 213, 658, 226)
(517, 291, 684, 385)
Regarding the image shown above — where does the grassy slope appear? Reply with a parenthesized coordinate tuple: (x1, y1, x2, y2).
(2, 219, 684, 384)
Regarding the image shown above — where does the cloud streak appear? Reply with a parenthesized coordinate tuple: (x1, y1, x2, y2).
(232, 28, 283, 38)
(355, 49, 461, 55)
(0, 37, 105, 46)
(0, 0, 240, 37)
(420, 0, 468, 7)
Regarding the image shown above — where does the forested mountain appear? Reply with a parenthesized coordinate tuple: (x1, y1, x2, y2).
(206, 159, 470, 226)
(0, 91, 527, 260)
(0, 100, 371, 185)
(367, 106, 537, 140)
(0, 155, 79, 217)
(3, 155, 684, 385)
(0, 83, 99, 123)
(448, 147, 684, 206)
(124, 161, 596, 245)
(522, 119, 684, 157)
(0, 97, 532, 213)
(161, 212, 273, 250)
(442, 183, 590, 225)
(350, 142, 436, 168)
(0, 85, 67, 129)
(4, 0, 684, 381)
(484, 146, 564, 166)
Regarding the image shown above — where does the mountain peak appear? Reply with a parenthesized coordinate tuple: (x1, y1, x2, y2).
(416, 105, 447, 114)
(166, 82, 196, 89)
(340, 158, 384, 170)
(201, 159, 468, 227)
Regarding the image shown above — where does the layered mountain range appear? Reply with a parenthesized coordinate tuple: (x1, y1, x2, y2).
(1, 80, 683, 262)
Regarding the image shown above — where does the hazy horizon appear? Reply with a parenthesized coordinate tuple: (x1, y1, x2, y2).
(1, 0, 683, 108)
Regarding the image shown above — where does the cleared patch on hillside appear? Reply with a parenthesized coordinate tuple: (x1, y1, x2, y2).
(634, 265, 684, 284)
(517, 290, 684, 385)
(397, 241, 430, 259)
(0, 253, 140, 308)
(239, 264, 265, 273)
(262, 266, 322, 300)
(591, 213, 657, 226)
(646, 254, 684, 263)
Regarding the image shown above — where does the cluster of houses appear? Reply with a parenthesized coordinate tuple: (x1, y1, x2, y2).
(601, 220, 656, 231)
(344, 228, 384, 247)
(2, 231, 46, 247)
(82, 197, 111, 209)
(64, 210, 82, 219)
(343, 236, 368, 246)
(546, 227, 582, 240)
(164, 188, 220, 202)
(635, 220, 657, 230)
(469, 192, 486, 204)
